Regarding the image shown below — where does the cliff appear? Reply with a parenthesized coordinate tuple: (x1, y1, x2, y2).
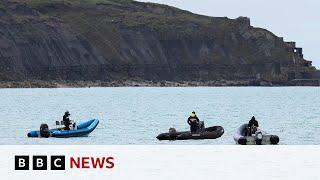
(0, 0, 318, 87)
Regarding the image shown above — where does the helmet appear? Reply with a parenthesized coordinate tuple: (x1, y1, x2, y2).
(190, 111, 196, 117)
(65, 111, 70, 116)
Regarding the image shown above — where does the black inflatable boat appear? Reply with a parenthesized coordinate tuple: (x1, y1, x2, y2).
(157, 121, 224, 140)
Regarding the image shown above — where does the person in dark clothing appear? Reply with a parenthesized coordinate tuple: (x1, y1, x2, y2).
(247, 116, 259, 136)
(63, 111, 71, 130)
(187, 111, 200, 133)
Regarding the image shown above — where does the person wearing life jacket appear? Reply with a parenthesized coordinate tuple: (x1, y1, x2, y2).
(247, 116, 259, 136)
(187, 111, 200, 133)
(63, 111, 71, 130)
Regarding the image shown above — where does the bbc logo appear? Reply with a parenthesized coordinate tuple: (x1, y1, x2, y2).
(15, 155, 65, 170)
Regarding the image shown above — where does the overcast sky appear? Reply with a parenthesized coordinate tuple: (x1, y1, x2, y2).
(138, 0, 320, 68)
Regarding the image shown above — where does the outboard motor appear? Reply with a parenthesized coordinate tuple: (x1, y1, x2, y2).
(40, 124, 50, 138)
(168, 128, 177, 140)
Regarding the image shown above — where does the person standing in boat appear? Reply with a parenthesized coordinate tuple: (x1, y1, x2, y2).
(63, 111, 71, 130)
(187, 111, 200, 133)
(247, 116, 259, 136)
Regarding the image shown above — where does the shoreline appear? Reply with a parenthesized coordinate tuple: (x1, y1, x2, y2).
(0, 79, 319, 88)
(0, 80, 265, 88)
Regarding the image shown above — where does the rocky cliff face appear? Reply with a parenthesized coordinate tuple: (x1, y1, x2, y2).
(0, 0, 317, 85)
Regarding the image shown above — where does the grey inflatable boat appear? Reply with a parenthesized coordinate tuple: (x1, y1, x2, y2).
(234, 124, 279, 145)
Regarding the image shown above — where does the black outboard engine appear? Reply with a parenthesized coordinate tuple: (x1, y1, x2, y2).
(168, 128, 177, 140)
(40, 124, 50, 138)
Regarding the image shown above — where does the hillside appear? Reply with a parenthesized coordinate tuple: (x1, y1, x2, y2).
(0, 0, 319, 87)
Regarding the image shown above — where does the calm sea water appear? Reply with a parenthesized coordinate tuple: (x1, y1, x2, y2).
(0, 87, 319, 145)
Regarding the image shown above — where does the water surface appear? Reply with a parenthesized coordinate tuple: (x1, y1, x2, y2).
(0, 87, 319, 145)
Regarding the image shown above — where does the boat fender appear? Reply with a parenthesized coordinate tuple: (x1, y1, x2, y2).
(270, 135, 280, 145)
(238, 137, 247, 145)
(40, 124, 50, 138)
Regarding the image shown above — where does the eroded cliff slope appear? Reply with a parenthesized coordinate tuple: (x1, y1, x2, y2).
(0, 0, 318, 86)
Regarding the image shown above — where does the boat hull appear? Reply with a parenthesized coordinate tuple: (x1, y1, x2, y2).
(27, 119, 99, 138)
(157, 126, 224, 140)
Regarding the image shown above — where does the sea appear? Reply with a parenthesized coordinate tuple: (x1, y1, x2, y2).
(0, 87, 319, 145)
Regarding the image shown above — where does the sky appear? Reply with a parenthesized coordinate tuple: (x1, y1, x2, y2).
(138, 0, 320, 68)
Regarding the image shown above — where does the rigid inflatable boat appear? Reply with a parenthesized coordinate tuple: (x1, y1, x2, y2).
(27, 119, 99, 138)
(233, 123, 279, 145)
(157, 121, 224, 140)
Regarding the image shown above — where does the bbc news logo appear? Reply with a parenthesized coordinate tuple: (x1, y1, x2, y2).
(15, 156, 65, 170)
(15, 155, 115, 170)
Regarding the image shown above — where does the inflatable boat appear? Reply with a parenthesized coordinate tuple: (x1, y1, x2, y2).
(233, 123, 279, 145)
(157, 121, 224, 140)
(27, 119, 99, 138)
